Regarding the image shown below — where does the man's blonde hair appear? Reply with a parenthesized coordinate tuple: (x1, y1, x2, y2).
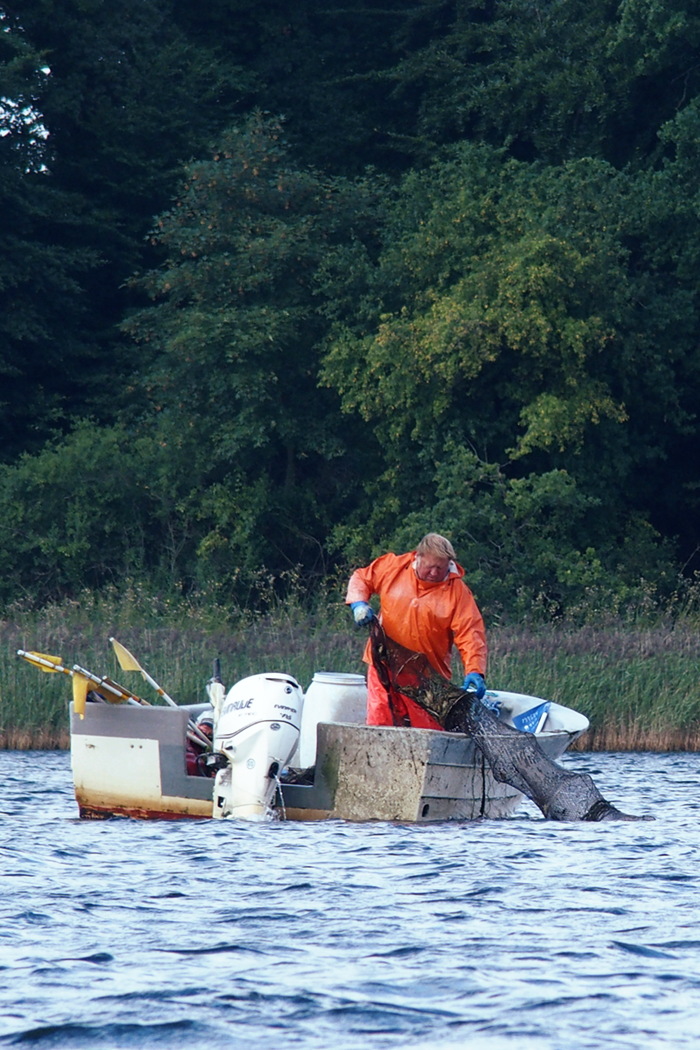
(416, 532, 456, 560)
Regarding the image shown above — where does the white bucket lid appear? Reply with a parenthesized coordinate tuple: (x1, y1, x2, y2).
(311, 671, 366, 686)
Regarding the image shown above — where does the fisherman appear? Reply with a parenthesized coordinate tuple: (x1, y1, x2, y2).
(346, 532, 487, 729)
(185, 711, 216, 776)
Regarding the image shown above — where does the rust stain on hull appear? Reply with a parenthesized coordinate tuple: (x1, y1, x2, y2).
(79, 803, 209, 820)
(75, 789, 213, 821)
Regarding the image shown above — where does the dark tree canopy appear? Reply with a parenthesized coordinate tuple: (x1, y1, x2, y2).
(0, 0, 699, 615)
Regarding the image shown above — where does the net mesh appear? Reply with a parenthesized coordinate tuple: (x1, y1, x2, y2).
(369, 621, 648, 822)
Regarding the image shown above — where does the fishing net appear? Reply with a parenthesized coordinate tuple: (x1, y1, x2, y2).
(369, 621, 647, 822)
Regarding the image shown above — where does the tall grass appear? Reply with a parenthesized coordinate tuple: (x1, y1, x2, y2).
(2, 588, 700, 750)
(485, 623, 700, 750)
(1, 588, 363, 747)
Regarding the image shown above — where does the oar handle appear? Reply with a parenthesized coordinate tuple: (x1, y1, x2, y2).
(138, 668, 178, 709)
(17, 650, 70, 675)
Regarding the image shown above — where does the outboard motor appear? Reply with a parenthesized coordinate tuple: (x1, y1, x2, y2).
(212, 672, 304, 821)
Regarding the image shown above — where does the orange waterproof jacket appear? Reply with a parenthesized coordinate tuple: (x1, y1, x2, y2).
(346, 551, 487, 680)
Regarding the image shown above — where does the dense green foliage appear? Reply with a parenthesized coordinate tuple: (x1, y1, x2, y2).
(1, 0, 700, 623)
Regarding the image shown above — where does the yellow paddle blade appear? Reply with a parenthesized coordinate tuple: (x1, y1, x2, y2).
(72, 665, 134, 705)
(72, 673, 90, 719)
(109, 637, 142, 673)
(17, 650, 66, 674)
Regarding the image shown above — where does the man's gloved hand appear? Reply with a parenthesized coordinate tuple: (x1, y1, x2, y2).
(350, 601, 375, 626)
(462, 672, 486, 699)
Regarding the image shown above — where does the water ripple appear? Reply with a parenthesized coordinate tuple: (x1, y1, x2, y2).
(2, 751, 700, 1048)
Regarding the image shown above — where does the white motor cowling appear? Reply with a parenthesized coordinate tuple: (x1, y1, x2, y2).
(212, 672, 303, 821)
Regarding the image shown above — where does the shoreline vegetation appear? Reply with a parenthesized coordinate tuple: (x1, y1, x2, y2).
(2, 591, 700, 753)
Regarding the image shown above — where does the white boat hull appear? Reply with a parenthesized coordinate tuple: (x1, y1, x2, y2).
(69, 688, 587, 822)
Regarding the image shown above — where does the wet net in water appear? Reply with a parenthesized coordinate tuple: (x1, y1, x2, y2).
(369, 622, 648, 822)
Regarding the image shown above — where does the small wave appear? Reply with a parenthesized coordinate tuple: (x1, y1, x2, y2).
(158, 942, 265, 957)
(366, 945, 430, 959)
(91, 987, 206, 1004)
(1, 1019, 203, 1047)
(12, 912, 51, 924)
(611, 940, 678, 958)
(655, 940, 700, 950)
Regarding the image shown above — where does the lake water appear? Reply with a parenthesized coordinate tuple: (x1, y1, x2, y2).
(1, 749, 699, 1049)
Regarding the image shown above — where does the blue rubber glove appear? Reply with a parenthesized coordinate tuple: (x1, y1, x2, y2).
(462, 672, 486, 699)
(350, 601, 375, 626)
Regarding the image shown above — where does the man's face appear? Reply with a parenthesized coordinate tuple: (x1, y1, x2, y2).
(415, 554, 450, 582)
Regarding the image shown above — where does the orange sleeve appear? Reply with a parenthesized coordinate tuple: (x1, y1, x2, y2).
(345, 565, 373, 604)
(451, 586, 488, 676)
(345, 553, 400, 604)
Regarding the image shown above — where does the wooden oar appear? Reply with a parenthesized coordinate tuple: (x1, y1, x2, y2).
(16, 650, 128, 718)
(17, 650, 89, 718)
(71, 664, 146, 707)
(17, 650, 71, 677)
(18, 648, 209, 748)
(74, 662, 208, 749)
(109, 638, 179, 707)
(109, 637, 211, 749)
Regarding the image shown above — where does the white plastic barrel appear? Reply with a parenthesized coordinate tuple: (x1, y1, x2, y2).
(293, 671, 368, 769)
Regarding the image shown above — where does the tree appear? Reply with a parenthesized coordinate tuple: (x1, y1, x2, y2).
(624, 98, 700, 567)
(364, 0, 700, 169)
(0, 422, 177, 602)
(124, 112, 385, 588)
(172, 0, 422, 175)
(1, 0, 257, 449)
(321, 142, 688, 610)
(0, 10, 100, 458)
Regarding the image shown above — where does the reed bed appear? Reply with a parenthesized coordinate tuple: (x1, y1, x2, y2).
(485, 623, 700, 751)
(0, 595, 363, 748)
(2, 594, 700, 751)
